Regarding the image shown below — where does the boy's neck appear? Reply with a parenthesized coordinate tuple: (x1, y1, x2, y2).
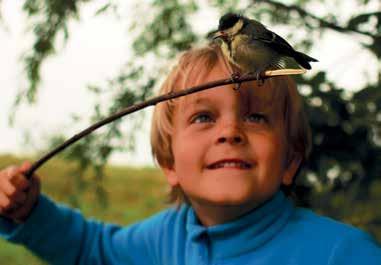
(190, 199, 260, 227)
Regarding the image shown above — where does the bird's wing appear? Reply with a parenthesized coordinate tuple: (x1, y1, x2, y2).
(252, 29, 296, 57)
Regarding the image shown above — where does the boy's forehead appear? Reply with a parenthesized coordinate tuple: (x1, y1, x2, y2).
(185, 61, 278, 101)
(174, 58, 287, 114)
(183, 86, 268, 101)
(180, 81, 279, 111)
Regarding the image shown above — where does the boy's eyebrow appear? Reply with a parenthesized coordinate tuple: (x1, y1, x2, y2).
(183, 97, 213, 107)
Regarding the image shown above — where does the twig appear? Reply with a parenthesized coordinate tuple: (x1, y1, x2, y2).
(256, 0, 378, 38)
(24, 68, 305, 179)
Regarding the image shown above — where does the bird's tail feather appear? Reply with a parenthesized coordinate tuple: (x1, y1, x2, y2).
(293, 51, 318, 70)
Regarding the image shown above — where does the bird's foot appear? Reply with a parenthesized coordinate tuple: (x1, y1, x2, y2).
(255, 71, 266, 86)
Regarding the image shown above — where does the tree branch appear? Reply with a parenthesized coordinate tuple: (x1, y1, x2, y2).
(256, 0, 378, 38)
(24, 69, 305, 178)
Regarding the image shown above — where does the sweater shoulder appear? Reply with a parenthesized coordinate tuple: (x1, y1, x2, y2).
(270, 206, 381, 264)
(287, 207, 381, 255)
(127, 203, 189, 248)
(289, 207, 367, 238)
(139, 204, 189, 230)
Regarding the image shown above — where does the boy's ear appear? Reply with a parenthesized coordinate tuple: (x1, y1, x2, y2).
(282, 155, 302, 186)
(162, 166, 179, 187)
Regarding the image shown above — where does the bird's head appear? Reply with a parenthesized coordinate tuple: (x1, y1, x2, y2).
(213, 13, 245, 41)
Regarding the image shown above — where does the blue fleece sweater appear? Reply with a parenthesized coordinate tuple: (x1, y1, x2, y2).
(0, 191, 380, 265)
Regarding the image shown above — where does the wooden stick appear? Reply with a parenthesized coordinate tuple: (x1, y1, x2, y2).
(24, 68, 305, 178)
(265, 69, 306, 76)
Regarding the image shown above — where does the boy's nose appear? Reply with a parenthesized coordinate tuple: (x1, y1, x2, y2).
(216, 123, 247, 145)
(217, 135, 243, 144)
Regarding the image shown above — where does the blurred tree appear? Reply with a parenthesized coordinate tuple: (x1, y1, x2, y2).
(1, 0, 380, 235)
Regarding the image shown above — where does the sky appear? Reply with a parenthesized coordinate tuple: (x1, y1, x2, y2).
(0, 1, 157, 166)
(0, 1, 378, 167)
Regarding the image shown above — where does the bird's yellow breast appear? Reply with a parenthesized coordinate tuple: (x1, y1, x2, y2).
(229, 34, 277, 72)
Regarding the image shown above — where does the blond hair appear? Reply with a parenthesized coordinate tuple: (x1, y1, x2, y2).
(150, 43, 311, 204)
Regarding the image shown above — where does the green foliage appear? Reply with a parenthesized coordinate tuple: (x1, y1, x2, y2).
(19, 0, 84, 103)
(295, 71, 381, 194)
(0, 154, 167, 265)
(209, 0, 241, 12)
(50, 63, 155, 207)
(310, 180, 381, 240)
(132, 0, 198, 57)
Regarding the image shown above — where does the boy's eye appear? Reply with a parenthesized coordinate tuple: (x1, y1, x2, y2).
(245, 113, 268, 123)
(191, 112, 214, 124)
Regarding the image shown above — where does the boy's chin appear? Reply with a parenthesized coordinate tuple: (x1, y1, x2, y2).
(191, 191, 264, 208)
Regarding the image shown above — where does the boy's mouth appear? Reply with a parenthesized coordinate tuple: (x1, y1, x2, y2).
(206, 159, 253, 169)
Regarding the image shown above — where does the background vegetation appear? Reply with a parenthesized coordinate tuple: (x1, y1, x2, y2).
(0, 154, 168, 265)
(0, 0, 380, 263)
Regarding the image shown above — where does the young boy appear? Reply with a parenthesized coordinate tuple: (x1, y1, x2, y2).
(1, 43, 380, 265)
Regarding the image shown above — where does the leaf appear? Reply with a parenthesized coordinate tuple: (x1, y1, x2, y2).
(94, 3, 112, 16)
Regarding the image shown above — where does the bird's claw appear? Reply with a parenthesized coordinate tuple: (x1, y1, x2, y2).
(256, 71, 265, 86)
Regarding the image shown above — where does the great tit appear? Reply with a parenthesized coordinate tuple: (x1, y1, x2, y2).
(214, 13, 318, 79)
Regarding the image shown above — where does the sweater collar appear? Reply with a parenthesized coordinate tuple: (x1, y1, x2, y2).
(186, 191, 294, 259)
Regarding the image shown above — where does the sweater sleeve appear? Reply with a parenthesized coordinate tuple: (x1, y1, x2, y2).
(0, 194, 170, 265)
(328, 229, 381, 265)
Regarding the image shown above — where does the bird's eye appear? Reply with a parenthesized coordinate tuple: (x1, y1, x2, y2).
(191, 112, 214, 124)
(245, 113, 268, 124)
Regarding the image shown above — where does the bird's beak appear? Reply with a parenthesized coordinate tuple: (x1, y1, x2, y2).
(213, 31, 227, 41)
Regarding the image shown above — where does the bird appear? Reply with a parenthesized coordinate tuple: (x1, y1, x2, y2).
(213, 13, 318, 81)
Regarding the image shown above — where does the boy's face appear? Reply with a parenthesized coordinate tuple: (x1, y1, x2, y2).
(164, 62, 300, 210)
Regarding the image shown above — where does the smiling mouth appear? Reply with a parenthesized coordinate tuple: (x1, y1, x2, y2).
(207, 159, 253, 170)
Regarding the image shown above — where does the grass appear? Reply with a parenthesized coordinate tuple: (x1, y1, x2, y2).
(0, 154, 169, 265)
